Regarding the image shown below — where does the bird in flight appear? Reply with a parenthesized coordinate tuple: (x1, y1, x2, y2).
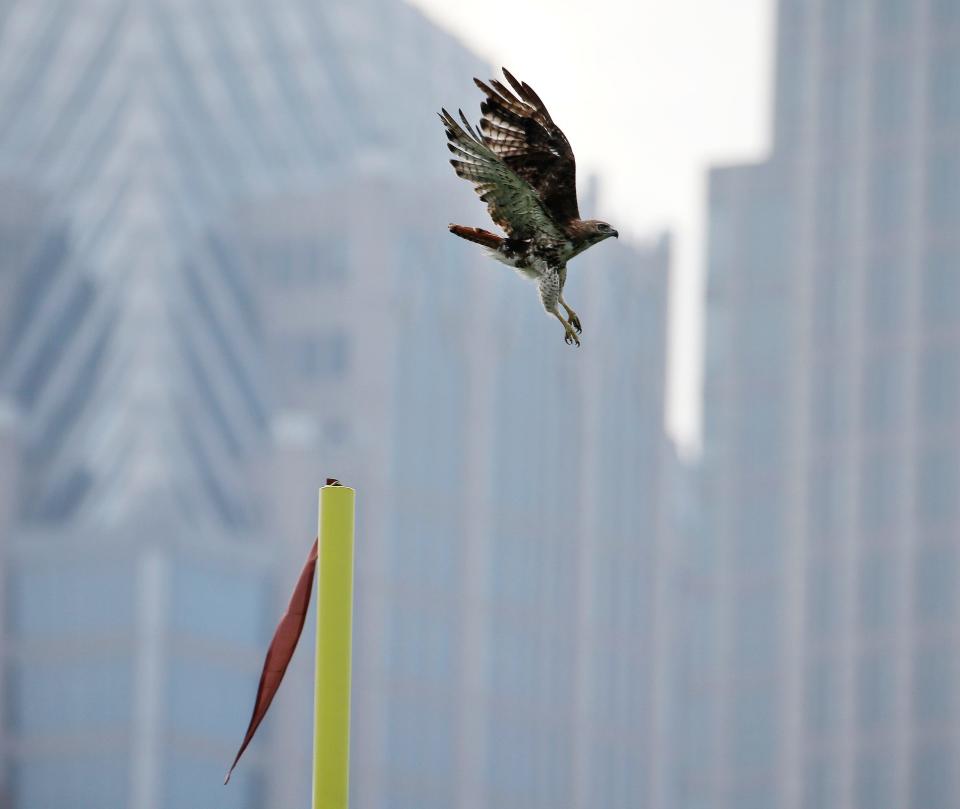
(440, 68, 618, 346)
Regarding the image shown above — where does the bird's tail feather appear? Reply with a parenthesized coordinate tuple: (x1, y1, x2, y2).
(449, 225, 502, 250)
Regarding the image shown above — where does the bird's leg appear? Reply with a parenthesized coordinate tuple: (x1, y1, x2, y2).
(560, 296, 581, 334)
(552, 310, 580, 347)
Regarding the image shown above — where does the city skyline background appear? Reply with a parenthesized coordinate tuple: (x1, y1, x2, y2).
(0, 0, 675, 807)
(1, 0, 959, 808)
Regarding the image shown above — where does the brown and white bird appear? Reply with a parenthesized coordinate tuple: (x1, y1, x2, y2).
(440, 68, 618, 346)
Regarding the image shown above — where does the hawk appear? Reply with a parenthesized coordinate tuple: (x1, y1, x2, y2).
(440, 68, 618, 346)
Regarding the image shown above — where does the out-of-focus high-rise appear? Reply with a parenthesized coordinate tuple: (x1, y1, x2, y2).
(0, 394, 15, 809)
(472, 229, 674, 809)
(220, 174, 675, 809)
(0, 1, 479, 807)
(0, 3, 677, 809)
(689, 1, 960, 808)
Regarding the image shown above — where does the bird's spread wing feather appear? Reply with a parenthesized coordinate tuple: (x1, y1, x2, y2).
(440, 108, 562, 241)
(474, 69, 580, 225)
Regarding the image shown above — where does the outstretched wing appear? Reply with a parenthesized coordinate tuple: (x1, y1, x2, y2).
(474, 69, 580, 226)
(440, 108, 562, 241)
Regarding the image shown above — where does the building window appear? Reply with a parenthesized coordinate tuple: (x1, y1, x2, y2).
(807, 556, 838, 643)
(732, 681, 778, 772)
(734, 583, 781, 665)
(930, 44, 960, 130)
(805, 753, 838, 809)
(165, 749, 265, 809)
(15, 755, 128, 808)
(821, 2, 853, 52)
(818, 66, 851, 153)
(927, 147, 960, 231)
(913, 644, 954, 726)
(914, 543, 957, 624)
(10, 559, 136, 637)
(729, 782, 777, 809)
(732, 482, 784, 569)
(857, 750, 896, 809)
(10, 656, 132, 735)
(806, 655, 840, 737)
(812, 269, 842, 352)
(858, 649, 895, 732)
(862, 350, 905, 435)
(738, 378, 787, 447)
(860, 549, 897, 635)
(289, 332, 348, 379)
(917, 447, 959, 533)
(873, 0, 914, 37)
(864, 251, 907, 342)
(323, 418, 348, 446)
(912, 741, 952, 808)
(3, 227, 68, 356)
(808, 459, 841, 546)
(170, 557, 269, 647)
(167, 654, 259, 741)
(920, 344, 958, 432)
(872, 53, 911, 140)
(259, 238, 348, 285)
(739, 297, 790, 365)
(860, 451, 901, 535)
(923, 247, 960, 331)
(811, 360, 849, 442)
(931, 0, 960, 27)
(870, 161, 909, 241)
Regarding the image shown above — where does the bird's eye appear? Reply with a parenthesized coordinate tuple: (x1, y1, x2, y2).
(598, 223, 609, 232)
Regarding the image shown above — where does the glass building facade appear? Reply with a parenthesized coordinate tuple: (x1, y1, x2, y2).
(0, 1, 484, 807)
(684, 2, 960, 808)
(229, 179, 675, 809)
(0, 2, 677, 808)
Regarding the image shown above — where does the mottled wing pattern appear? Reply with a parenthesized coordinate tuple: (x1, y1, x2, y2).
(474, 69, 580, 225)
(440, 108, 562, 241)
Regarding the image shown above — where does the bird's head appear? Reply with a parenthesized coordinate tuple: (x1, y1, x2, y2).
(584, 220, 619, 243)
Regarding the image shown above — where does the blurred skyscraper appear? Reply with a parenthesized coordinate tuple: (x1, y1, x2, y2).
(459, 228, 673, 809)
(0, 2, 677, 809)
(219, 175, 674, 809)
(0, 1, 475, 807)
(0, 397, 15, 808)
(688, 1, 960, 808)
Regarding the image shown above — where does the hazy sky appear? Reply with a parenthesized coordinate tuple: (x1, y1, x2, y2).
(409, 0, 774, 451)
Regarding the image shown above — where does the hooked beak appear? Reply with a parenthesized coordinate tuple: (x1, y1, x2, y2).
(612, 229, 619, 238)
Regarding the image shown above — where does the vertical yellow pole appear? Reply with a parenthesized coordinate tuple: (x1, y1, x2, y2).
(313, 482, 356, 809)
